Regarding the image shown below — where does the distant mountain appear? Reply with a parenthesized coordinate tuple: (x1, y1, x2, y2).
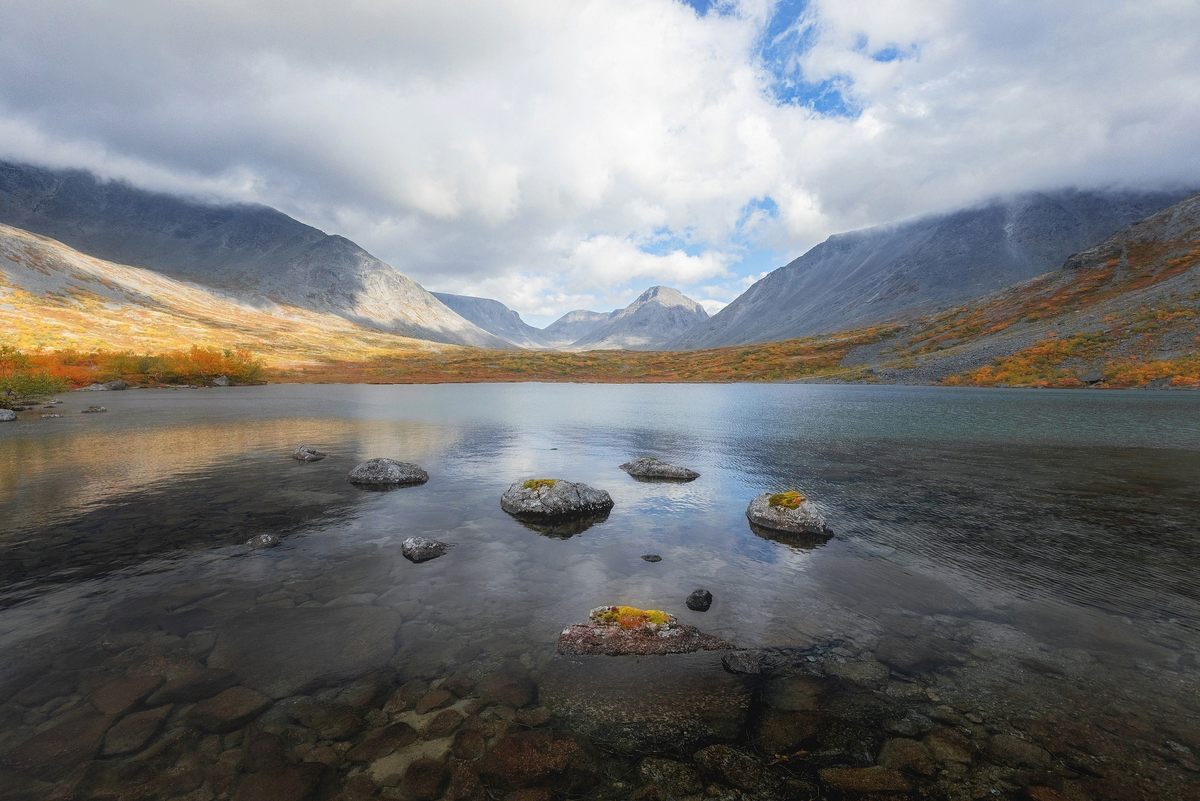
(671, 188, 1193, 349)
(569, 286, 708, 350)
(431, 292, 547, 348)
(0, 161, 508, 348)
(539, 309, 616, 348)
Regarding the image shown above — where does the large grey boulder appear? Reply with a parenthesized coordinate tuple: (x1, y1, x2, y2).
(746, 492, 832, 539)
(212, 375, 230, 387)
(348, 458, 428, 486)
(501, 479, 613, 520)
(620, 457, 699, 481)
(80, 380, 126, 391)
(0, 409, 15, 422)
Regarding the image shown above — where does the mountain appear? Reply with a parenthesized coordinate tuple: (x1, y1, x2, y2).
(671, 188, 1194, 350)
(539, 309, 616, 348)
(568, 286, 709, 350)
(431, 292, 548, 348)
(0, 161, 508, 348)
(0, 223, 443, 362)
(833, 190, 1200, 386)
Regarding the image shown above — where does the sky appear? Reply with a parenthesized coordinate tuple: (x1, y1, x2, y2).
(2, 1, 1199, 326)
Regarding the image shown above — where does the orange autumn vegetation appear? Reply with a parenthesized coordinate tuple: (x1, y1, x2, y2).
(1, 345, 265, 388)
(265, 326, 895, 384)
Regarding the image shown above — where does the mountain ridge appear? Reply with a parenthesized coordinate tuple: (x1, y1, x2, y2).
(0, 161, 509, 348)
(671, 188, 1194, 350)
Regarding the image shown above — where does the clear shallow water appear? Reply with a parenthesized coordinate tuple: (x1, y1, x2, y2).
(1, 383, 1198, 799)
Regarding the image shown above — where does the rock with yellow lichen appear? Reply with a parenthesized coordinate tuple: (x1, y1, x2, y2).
(745, 491, 832, 539)
(501, 479, 614, 520)
(558, 606, 734, 656)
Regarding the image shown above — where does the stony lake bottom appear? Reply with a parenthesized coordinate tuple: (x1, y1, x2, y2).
(0, 383, 1197, 801)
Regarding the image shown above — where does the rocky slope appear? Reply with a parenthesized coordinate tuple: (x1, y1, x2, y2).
(672, 188, 1193, 350)
(538, 310, 616, 348)
(431, 292, 548, 348)
(569, 286, 708, 350)
(0, 223, 445, 364)
(821, 191, 1200, 386)
(0, 161, 508, 348)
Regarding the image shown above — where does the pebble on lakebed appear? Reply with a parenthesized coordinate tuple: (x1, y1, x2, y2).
(401, 536, 449, 563)
(348, 458, 429, 486)
(500, 478, 614, 520)
(558, 605, 734, 656)
(246, 533, 281, 548)
(292, 445, 327, 462)
(619, 456, 700, 481)
(745, 491, 833, 539)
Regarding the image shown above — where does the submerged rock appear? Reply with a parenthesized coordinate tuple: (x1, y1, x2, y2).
(541, 651, 754, 754)
(558, 606, 733, 656)
(745, 491, 832, 539)
(641, 554, 662, 562)
(686, 589, 713, 612)
(501, 479, 614, 520)
(246, 533, 282, 548)
(292, 444, 327, 462)
(81, 405, 107, 413)
(348, 458, 429, 486)
(402, 536, 449, 563)
(721, 651, 762, 675)
(40, 413, 61, 418)
(619, 457, 700, 481)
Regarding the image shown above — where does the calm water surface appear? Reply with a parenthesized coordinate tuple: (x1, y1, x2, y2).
(1, 383, 1197, 799)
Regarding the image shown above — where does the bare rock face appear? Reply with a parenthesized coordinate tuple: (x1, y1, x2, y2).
(501, 479, 613, 520)
(402, 537, 449, 563)
(292, 444, 327, 462)
(619, 457, 699, 481)
(745, 492, 832, 539)
(348, 458, 429, 486)
(558, 606, 733, 657)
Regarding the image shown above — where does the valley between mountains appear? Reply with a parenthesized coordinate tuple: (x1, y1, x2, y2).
(1, 160, 1197, 389)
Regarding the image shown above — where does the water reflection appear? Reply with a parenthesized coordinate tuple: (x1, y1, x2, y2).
(0, 384, 1197, 800)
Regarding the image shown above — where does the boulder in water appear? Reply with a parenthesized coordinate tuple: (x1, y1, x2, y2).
(246, 533, 282, 549)
(686, 589, 713, 612)
(501, 479, 613, 519)
(212, 375, 230, 387)
(0, 409, 16, 422)
(81, 405, 107, 414)
(558, 606, 733, 656)
(80, 380, 126, 391)
(348, 458, 428, 486)
(401, 537, 449, 563)
(619, 457, 699, 481)
(745, 491, 832, 539)
(292, 445, 327, 462)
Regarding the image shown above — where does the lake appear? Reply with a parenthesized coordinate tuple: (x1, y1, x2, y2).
(1, 383, 1197, 800)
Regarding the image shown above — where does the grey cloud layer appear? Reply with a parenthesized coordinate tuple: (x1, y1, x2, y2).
(1, 0, 1198, 324)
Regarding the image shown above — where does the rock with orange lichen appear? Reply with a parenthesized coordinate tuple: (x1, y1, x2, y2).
(557, 606, 734, 656)
(746, 492, 832, 539)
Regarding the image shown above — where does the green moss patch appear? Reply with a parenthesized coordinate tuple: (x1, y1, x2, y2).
(768, 491, 806, 509)
(523, 478, 558, 491)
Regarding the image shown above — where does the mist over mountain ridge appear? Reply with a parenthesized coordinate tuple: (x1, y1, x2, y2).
(670, 188, 1194, 350)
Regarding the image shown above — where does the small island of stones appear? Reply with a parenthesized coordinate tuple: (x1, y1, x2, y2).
(558, 606, 734, 656)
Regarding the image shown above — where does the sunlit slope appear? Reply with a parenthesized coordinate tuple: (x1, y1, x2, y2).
(0, 224, 448, 364)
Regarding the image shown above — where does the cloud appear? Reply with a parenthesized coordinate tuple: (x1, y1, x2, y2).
(1, 0, 1198, 324)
